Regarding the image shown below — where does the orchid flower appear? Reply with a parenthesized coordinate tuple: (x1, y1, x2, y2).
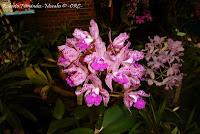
(57, 19, 149, 109)
(143, 10, 152, 22)
(144, 36, 184, 90)
(135, 16, 145, 24)
(108, 31, 129, 52)
(84, 39, 108, 72)
(71, 19, 101, 52)
(124, 90, 150, 110)
(75, 74, 110, 107)
(57, 45, 79, 67)
(64, 65, 88, 87)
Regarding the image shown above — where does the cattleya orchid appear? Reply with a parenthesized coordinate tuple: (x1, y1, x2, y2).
(57, 19, 149, 110)
(124, 90, 150, 110)
(144, 36, 184, 90)
(127, 0, 152, 24)
(75, 74, 110, 107)
(64, 64, 88, 87)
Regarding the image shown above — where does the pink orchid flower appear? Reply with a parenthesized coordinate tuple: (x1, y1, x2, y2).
(57, 45, 79, 67)
(84, 38, 108, 72)
(72, 19, 101, 51)
(143, 11, 152, 22)
(135, 16, 145, 24)
(123, 50, 144, 65)
(75, 75, 110, 107)
(64, 65, 88, 87)
(108, 31, 129, 51)
(105, 65, 142, 91)
(124, 90, 150, 110)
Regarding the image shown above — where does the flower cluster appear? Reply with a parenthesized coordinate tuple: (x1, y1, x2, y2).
(57, 19, 149, 110)
(135, 10, 152, 24)
(127, 0, 152, 24)
(144, 36, 184, 90)
(127, 0, 138, 19)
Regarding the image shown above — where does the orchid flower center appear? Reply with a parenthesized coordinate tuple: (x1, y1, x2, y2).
(85, 92, 102, 107)
(113, 72, 129, 84)
(91, 57, 108, 71)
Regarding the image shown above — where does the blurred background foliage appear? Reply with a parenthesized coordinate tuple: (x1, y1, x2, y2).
(0, 0, 200, 133)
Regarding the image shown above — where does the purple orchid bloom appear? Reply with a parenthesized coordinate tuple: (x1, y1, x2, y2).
(135, 16, 145, 24)
(108, 31, 129, 51)
(113, 72, 129, 84)
(75, 76, 110, 107)
(144, 36, 184, 89)
(84, 37, 108, 72)
(124, 90, 150, 110)
(122, 50, 144, 66)
(143, 10, 152, 22)
(57, 45, 79, 67)
(71, 19, 102, 52)
(64, 65, 88, 87)
(72, 29, 93, 51)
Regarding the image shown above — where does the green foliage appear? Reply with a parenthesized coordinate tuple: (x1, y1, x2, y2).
(47, 117, 77, 134)
(53, 99, 65, 120)
(66, 128, 93, 134)
(99, 105, 135, 134)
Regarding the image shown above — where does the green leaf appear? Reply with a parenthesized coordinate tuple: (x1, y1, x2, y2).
(34, 65, 48, 82)
(0, 70, 25, 81)
(47, 117, 76, 134)
(157, 97, 167, 122)
(171, 127, 180, 134)
(14, 106, 37, 122)
(53, 99, 65, 120)
(129, 122, 141, 134)
(102, 105, 134, 134)
(102, 105, 123, 128)
(2, 105, 22, 129)
(25, 66, 47, 85)
(187, 107, 196, 126)
(66, 128, 93, 134)
(1, 80, 32, 90)
(0, 114, 7, 124)
(74, 106, 89, 120)
(175, 29, 186, 37)
(46, 70, 53, 82)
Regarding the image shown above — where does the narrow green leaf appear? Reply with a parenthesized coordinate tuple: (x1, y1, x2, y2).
(25, 67, 47, 85)
(53, 99, 65, 120)
(129, 122, 142, 134)
(66, 128, 93, 134)
(0, 70, 25, 81)
(187, 107, 196, 126)
(34, 65, 48, 82)
(158, 97, 167, 121)
(0, 114, 7, 124)
(14, 106, 37, 122)
(171, 127, 180, 134)
(46, 70, 52, 82)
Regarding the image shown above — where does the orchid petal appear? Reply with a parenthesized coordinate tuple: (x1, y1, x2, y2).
(73, 29, 90, 39)
(89, 19, 99, 39)
(100, 88, 110, 106)
(75, 84, 94, 96)
(105, 73, 114, 91)
(113, 33, 129, 48)
(136, 90, 150, 97)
